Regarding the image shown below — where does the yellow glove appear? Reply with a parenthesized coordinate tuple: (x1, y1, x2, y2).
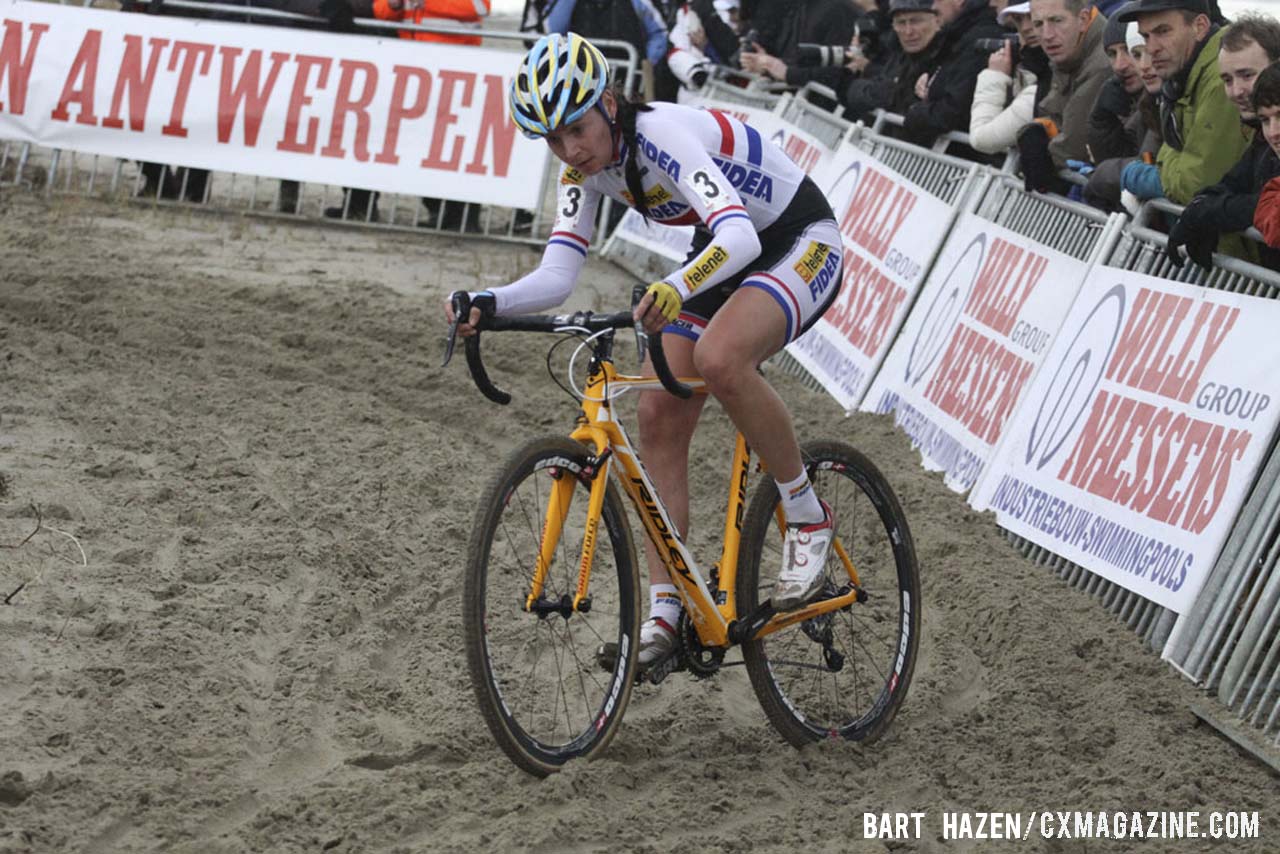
(645, 282, 683, 323)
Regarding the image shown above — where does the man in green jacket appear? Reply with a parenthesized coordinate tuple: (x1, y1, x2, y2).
(1117, 0, 1249, 204)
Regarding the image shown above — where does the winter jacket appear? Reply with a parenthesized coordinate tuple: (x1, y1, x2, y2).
(1156, 27, 1250, 204)
(968, 66, 1037, 155)
(1087, 76, 1143, 163)
(545, 0, 669, 65)
(1036, 9, 1111, 168)
(372, 0, 489, 44)
(1253, 175, 1280, 258)
(901, 0, 1005, 147)
(1189, 130, 1275, 234)
(843, 36, 941, 123)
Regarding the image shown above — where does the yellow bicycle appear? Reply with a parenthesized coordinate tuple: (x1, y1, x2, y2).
(446, 291, 920, 777)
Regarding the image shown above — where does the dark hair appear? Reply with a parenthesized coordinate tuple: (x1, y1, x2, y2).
(1221, 13, 1280, 62)
(1252, 60, 1280, 111)
(615, 91, 655, 218)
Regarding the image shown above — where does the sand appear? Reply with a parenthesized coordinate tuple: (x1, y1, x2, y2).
(0, 193, 1273, 854)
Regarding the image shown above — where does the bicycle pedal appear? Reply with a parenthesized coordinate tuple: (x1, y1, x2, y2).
(639, 651, 679, 685)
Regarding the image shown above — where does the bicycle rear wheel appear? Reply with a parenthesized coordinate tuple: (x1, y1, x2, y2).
(738, 440, 920, 746)
(463, 436, 640, 776)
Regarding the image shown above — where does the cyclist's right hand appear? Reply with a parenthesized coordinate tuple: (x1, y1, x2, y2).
(444, 290, 496, 338)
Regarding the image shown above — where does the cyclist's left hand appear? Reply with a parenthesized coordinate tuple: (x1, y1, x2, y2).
(634, 282, 681, 335)
(445, 290, 495, 338)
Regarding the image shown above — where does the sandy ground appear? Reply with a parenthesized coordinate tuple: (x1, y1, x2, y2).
(0, 193, 1274, 854)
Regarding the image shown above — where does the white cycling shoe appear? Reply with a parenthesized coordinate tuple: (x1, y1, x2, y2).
(771, 500, 835, 611)
(637, 616, 678, 667)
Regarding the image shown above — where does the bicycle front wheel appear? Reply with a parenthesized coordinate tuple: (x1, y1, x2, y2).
(738, 440, 920, 746)
(463, 436, 640, 776)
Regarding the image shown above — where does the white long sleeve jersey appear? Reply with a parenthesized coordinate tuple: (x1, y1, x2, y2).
(489, 102, 813, 315)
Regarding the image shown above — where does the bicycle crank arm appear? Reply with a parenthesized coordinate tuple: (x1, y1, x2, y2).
(727, 601, 777, 645)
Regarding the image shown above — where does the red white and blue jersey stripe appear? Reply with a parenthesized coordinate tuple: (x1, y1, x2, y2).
(489, 102, 811, 315)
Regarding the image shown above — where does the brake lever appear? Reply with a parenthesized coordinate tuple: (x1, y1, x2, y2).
(442, 291, 470, 368)
(630, 285, 648, 363)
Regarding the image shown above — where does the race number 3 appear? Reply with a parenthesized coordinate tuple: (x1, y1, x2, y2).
(690, 170, 721, 201)
(562, 186, 583, 219)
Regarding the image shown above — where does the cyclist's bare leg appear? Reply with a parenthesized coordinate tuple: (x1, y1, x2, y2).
(697, 286, 833, 609)
(637, 332, 706, 587)
(694, 288, 802, 483)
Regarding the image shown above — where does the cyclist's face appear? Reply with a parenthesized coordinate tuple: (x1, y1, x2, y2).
(544, 91, 616, 175)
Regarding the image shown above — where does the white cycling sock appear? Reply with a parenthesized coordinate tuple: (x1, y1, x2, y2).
(649, 583, 682, 630)
(777, 470, 824, 526)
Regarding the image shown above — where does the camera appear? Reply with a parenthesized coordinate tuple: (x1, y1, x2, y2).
(731, 28, 760, 68)
(974, 33, 1019, 64)
(795, 43, 860, 67)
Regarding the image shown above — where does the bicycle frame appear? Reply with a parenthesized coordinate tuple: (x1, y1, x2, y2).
(523, 337, 864, 650)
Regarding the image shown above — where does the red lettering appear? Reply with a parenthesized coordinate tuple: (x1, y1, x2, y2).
(825, 251, 907, 356)
(217, 47, 288, 145)
(465, 74, 516, 176)
(838, 166, 916, 260)
(375, 64, 431, 166)
(277, 54, 332, 154)
(1183, 425, 1251, 533)
(0, 19, 49, 115)
(923, 324, 1033, 445)
(162, 40, 215, 137)
(320, 59, 377, 160)
(965, 238, 1048, 336)
(1107, 288, 1240, 403)
(421, 70, 475, 171)
(103, 35, 169, 132)
(1058, 388, 1253, 533)
(51, 29, 102, 126)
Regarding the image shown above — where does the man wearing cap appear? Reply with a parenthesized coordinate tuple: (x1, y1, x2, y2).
(842, 0, 943, 122)
(1116, 0, 1248, 205)
(898, 0, 1005, 150)
(1015, 0, 1111, 191)
(969, 2, 1050, 154)
(1166, 12, 1280, 267)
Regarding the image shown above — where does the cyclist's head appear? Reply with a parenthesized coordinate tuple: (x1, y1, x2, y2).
(509, 32, 611, 139)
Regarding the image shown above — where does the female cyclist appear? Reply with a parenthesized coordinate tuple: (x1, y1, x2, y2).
(447, 32, 845, 666)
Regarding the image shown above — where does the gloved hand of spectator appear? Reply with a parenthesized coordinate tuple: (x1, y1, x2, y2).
(1065, 159, 1095, 177)
(320, 0, 356, 32)
(1017, 122, 1055, 193)
(1120, 161, 1164, 200)
(1166, 197, 1217, 269)
(1093, 77, 1132, 121)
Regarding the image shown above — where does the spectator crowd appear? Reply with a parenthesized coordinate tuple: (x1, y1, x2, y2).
(127, 0, 1280, 269)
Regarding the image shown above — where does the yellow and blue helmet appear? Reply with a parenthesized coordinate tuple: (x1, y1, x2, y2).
(509, 32, 611, 138)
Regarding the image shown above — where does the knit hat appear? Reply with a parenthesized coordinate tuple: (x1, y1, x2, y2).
(1103, 11, 1129, 47)
(1126, 22, 1145, 51)
(890, 0, 936, 15)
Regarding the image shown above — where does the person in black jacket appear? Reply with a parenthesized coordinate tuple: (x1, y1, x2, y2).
(1167, 13, 1280, 268)
(841, 0, 942, 123)
(1087, 15, 1146, 163)
(737, 0, 861, 91)
(900, 0, 1004, 153)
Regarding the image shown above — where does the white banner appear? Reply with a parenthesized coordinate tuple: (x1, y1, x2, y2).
(0, 0, 547, 206)
(971, 268, 1280, 613)
(863, 213, 1091, 492)
(784, 141, 955, 410)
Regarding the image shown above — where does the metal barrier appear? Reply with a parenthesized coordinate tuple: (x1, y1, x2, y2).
(1115, 203, 1280, 749)
(971, 172, 1125, 263)
(856, 127, 982, 207)
(781, 84, 856, 151)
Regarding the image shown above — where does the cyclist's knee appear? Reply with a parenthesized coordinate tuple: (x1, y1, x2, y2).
(693, 343, 757, 399)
